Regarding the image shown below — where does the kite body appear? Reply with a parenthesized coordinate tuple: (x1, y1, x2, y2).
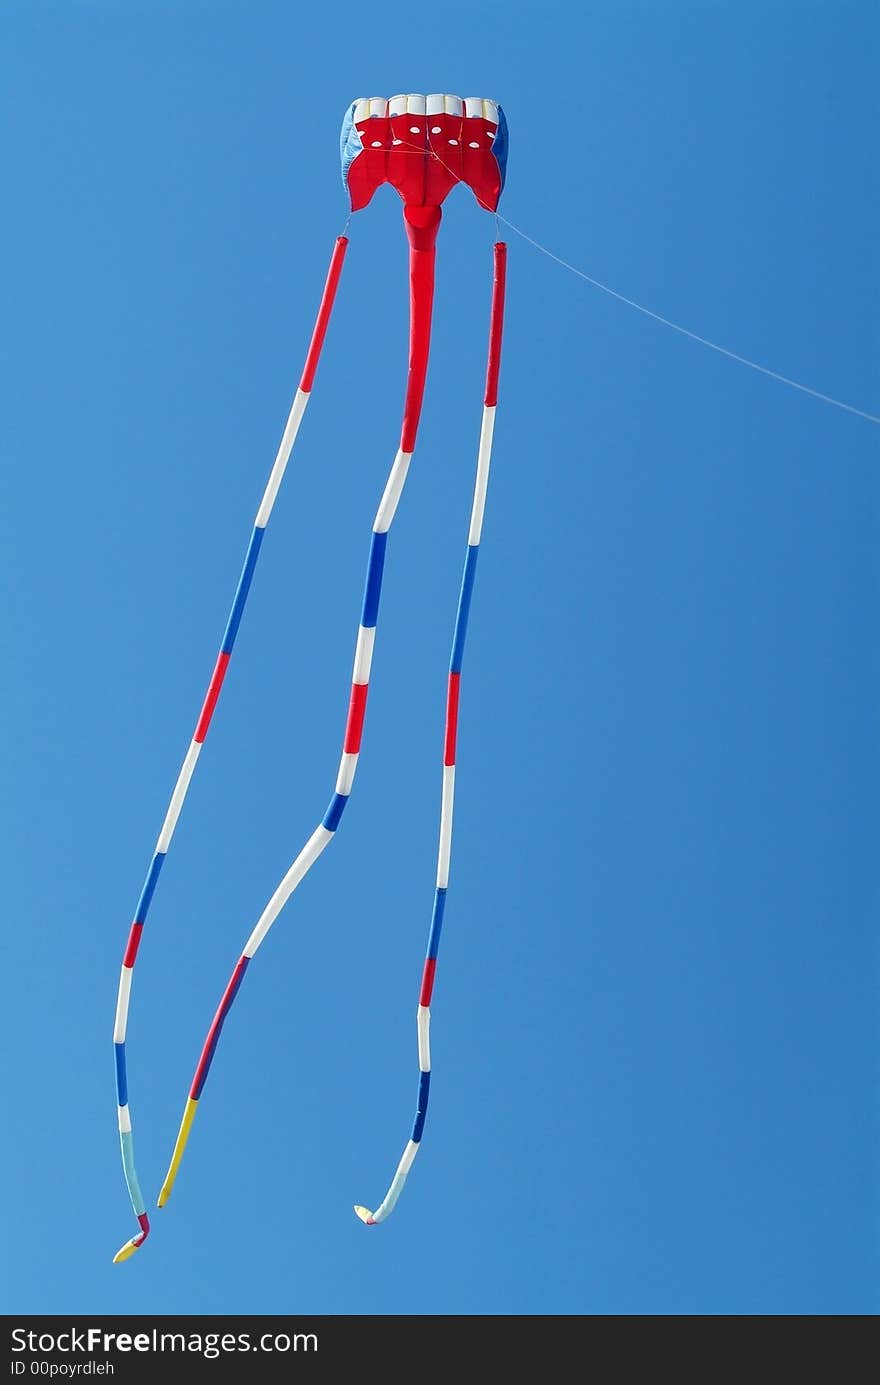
(341, 94, 507, 212)
(112, 93, 508, 1260)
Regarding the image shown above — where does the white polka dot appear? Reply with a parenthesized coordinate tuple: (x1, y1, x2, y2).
(410, 125, 421, 134)
(431, 125, 442, 133)
(448, 138, 458, 145)
(371, 140, 382, 148)
(392, 138, 402, 145)
(468, 141, 479, 148)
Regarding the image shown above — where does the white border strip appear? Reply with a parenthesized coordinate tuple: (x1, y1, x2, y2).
(155, 740, 202, 854)
(467, 406, 495, 546)
(335, 752, 359, 796)
(352, 625, 376, 684)
(417, 1005, 431, 1072)
(255, 389, 310, 528)
(244, 827, 333, 958)
(113, 966, 133, 1043)
(436, 765, 455, 889)
(374, 451, 412, 532)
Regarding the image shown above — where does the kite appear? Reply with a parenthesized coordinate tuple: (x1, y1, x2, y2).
(112, 93, 508, 1261)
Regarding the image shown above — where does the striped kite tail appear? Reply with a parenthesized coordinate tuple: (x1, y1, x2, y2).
(111, 235, 348, 1262)
(355, 240, 507, 1226)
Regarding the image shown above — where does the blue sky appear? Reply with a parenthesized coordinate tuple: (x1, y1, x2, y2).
(2, 1, 877, 1315)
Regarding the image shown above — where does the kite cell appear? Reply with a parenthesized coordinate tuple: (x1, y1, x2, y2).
(112, 93, 508, 1262)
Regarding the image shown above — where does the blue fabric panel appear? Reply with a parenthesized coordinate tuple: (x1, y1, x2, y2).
(450, 545, 479, 673)
(134, 852, 165, 926)
(322, 792, 349, 832)
(427, 888, 447, 960)
(411, 1071, 432, 1143)
(221, 527, 264, 655)
(361, 531, 388, 629)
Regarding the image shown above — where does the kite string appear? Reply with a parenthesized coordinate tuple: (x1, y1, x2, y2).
(495, 213, 880, 427)
(405, 133, 877, 427)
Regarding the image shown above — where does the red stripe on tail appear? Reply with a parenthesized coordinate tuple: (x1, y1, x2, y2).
(343, 682, 369, 755)
(483, 242, 507, 407)
(299, 237, 348, 392)
(123, 922, 144, 969)
(189, 956, 249, 1100)
(444, 672, 461, 766)
(419, 958, 437, 1007)
(194, 652, 231, 743)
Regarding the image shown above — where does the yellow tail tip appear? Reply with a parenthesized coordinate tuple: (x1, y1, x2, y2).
(353, 1205, 375, 1225)
(112, 1239, 141, 1264)
(157, 1097, 198, 1209)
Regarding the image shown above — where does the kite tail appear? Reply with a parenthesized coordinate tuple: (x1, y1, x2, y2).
(355, 240, 507, 1226)
(156, 208, 442, 1212)
(111, 235, 348, 1263)
(400, 204, 441, 450)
